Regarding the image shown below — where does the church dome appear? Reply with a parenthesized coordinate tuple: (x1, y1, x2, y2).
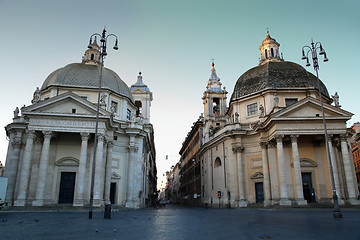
(41, 63, 134, 102)
(230, 61, 329, 102)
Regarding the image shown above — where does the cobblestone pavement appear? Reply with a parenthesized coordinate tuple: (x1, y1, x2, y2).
(0, 206, 359, 240)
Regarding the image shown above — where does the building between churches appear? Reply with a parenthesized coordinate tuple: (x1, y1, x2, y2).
(174, 32, 360, 207)
(3, 38, 157, 208)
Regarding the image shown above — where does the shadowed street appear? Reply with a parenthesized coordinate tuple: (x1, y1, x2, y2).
(1, 205, 359, 240)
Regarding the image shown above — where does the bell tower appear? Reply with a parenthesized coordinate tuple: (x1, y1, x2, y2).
(130, 72, 153, 124)
(202, 60, 227, 120)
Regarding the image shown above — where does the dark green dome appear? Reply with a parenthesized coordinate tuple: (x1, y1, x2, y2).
(41, 63, 134, 101)
(231, 61, 329, 102)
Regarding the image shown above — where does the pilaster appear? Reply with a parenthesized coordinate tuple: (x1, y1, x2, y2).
(232, 144, 247, 207)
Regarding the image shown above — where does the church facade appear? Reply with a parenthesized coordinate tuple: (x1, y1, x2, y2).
(198, 33, 359, 207)
(3, 39, 156, 208)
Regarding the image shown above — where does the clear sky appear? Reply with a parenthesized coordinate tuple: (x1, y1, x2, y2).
(0, 0, 359, 189)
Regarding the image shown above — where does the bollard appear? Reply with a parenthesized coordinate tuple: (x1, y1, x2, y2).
(104, 204, 111, 219)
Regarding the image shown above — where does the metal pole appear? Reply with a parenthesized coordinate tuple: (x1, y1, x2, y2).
(314, 68, 342, 218)
(302, 40, 342, 218)
(88, 28, 118, 219)
(89, 54, 104, 219)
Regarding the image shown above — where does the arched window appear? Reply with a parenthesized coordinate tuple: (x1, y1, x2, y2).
(265, 49, 268, 59)
(214, 157, 221, 168)
(271, 48, 274, 57)
(91, 54, 94, 61)
(135, 101, 142, 117)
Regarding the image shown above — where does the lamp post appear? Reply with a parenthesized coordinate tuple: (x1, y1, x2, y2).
(301, 40, 342, 218)
(88, 28, 118, 219)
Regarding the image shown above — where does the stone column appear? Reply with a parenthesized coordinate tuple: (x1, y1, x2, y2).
(328, 136, 344, 204)
(260, 142, 271, 206)
(33, 131, 53, 206)
(73, 132, 89, 206)
(104, 139, 113, 204)
(291, 135, 307, 205)
(233, 144, 247, 207)
(126, 141, 138, 208)
(93, 133, 105, 206)
(276, 135, 291, 205)
(4, 130, 23, 205)
(340, 135, 358, 203)
(14, 130, 36, 206)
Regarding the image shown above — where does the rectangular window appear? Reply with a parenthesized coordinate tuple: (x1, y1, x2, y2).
(111, 101, 118, 113)
(127, 109, 131, 120)
(247, 103, 258, 116)
(285, 98, 297, 107)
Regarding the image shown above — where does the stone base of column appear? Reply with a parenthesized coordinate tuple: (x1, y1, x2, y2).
(32, 199, 44, 206)
(238, 200, 248, 207)
(263, 200, 272, 207)
(279, 199, 292, 206)
(13, 199, 26, 206)
(93, 198, 104, 207)
(348, 198, 360, 205)
(296, 199, 307, 206)
(73, 199, 84, 207)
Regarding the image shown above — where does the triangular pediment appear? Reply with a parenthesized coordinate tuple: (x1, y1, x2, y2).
(22, 92, 109, 116)
(272, 97, 352, 120)
(250, 172, 264, 179)
(132, 88, 148, 94)
(111, 172, 121, 179)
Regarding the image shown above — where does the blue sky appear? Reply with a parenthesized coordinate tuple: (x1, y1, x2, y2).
(0, 0, 359, 188)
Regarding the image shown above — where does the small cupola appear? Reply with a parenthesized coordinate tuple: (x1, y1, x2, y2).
(259, 31, 283, 65)
(82, 37, 101, 65)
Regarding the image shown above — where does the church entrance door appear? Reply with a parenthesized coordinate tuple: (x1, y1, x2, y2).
(255, 182, 264, 203)
(110, 182, 116, 204)
(58, 172, 76, 204)
(302, 173, 316, 203)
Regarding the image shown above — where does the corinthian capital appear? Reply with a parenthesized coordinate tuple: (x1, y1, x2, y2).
(80, 132, 90, 141)
(127, 143, 139, 153)
(10, 138, 22, 149)
(26, 130, 36, 139)
(275, 134, 284, 143)
(97, 133, 105, 142)
(260, 142, 267, 149)
(290, 134, 299, 143)
(340, 134, 348, 142)
(232, 145, 244, 153)
(42, 131, 53, 140)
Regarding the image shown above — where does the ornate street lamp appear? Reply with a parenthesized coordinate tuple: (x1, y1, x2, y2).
(88, 28, 118, 219)
(302, 40, 342, 218)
